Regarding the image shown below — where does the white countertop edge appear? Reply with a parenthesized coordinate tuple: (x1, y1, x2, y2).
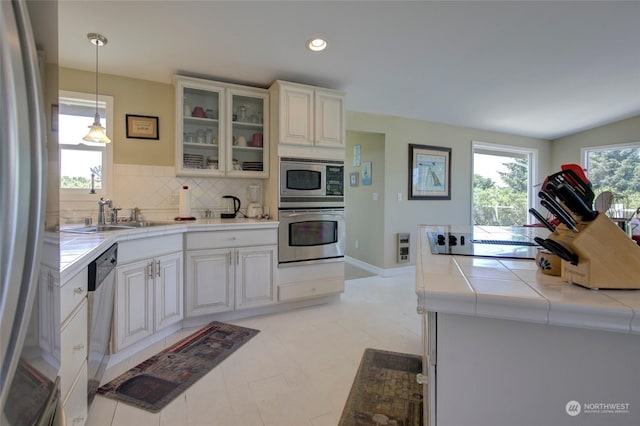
(420, 291, 477, 317)
(475, 294, 549, 324)
(600, 291, 640, 334)
(547, 302, 634, 333)
(59, 219, 279, 282)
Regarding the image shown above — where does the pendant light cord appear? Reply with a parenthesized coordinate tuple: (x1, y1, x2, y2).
(94, 38, 99, 118)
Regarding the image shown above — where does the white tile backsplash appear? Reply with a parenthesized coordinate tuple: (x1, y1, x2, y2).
(63, 164, 264, 222)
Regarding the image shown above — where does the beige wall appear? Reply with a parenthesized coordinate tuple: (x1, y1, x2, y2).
(345, 131, 385, 267)
(59, 67, 175, 166)
(346, 111, 551, 269)
(55, 65, 640, 271)
(551, 115, 640, 167)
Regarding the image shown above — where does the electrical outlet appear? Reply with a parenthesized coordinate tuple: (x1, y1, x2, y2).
(397, 192, 402, 201)
(373, 192, 378, 201)
(355, 239, 359, 248)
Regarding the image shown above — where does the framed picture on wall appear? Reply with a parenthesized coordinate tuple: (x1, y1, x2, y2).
(408, 144, 451, 200)
(362, 161, 372, 185)
(126, 114, 159, 140)
(353, 144, 361, 167)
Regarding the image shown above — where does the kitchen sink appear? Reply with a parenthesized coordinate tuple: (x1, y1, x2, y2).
(125, 221, 175, 228)
(60, 221, 176, 234)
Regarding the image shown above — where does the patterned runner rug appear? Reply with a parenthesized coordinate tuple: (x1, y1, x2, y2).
(97, 321, 259, 413)
(339, 348, 424, 426)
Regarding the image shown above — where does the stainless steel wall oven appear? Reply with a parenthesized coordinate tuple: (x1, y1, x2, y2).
(278, 208, 345, 265)
(278, 157, 346, 265)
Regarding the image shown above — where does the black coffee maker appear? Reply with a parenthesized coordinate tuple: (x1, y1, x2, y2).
(221, 195, 241, 218)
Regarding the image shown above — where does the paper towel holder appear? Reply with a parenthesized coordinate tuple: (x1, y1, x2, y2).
(175, 185, 196, 221)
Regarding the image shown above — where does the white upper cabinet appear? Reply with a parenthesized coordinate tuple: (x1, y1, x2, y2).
(174, 75, 269, 178)
(314, 88, 345, 147)
(270, 80, 345, 159)
(277, 83, 314, 145)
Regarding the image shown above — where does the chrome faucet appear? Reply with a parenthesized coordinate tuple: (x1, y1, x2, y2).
(97, 197, 112, 225)
(132, 207, 141, 222)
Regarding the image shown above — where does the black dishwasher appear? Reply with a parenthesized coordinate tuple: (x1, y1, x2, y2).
(87, 243, 117, 405)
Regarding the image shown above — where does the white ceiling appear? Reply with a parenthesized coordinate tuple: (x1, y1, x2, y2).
(58, 1, 640, 140)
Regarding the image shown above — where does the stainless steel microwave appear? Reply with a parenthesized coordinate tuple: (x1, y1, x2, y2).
(279, 158, 344, 207)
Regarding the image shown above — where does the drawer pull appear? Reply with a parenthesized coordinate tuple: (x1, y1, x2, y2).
(72, 344, 84, 351)
(73, 287, 84, 295)
(72, 416, 85, 424)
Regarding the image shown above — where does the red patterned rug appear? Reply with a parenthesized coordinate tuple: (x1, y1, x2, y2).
(97, 321, 259, 412)
(339, 348, 424, 426)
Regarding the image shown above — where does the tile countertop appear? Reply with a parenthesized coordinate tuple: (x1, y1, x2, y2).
(58, 218, 279, 283)
(416, 224, 640, 335)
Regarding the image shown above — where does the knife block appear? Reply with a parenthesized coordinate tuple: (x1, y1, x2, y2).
(559, 213, 640, 289)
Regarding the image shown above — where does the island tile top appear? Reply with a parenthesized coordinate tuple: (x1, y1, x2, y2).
(416, 225, 640, 334)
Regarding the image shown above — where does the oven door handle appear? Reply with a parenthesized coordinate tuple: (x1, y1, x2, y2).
(281, 211, 344, 218)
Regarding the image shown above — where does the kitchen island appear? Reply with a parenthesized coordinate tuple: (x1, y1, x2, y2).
(416, 225, 640, 426)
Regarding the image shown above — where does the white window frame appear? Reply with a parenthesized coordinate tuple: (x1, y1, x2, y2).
(58, 90, 114, 204)
(471, 141, 538, 225)
(581, 141, 640, 175)
(582, 141, 640, 219)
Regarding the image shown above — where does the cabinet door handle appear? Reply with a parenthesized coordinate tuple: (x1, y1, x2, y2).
(236, 251, 239, 265)
(147, 262, 154, 279)
(156, 260, 161, 278)
(73, 344, 84, 351)
(73, 287, 84, 295)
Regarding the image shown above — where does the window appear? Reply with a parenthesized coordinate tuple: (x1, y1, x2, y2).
(472, 142, 537, 226)
(58, 90, 113, 201)
(583, 143, 640, 217)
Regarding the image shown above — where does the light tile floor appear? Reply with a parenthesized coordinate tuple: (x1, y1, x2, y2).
(87, 272, 422, 426)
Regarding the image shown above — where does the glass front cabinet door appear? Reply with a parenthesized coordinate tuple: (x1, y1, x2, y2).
(175, 75, 268, 178)
(226, 88, 269, 178)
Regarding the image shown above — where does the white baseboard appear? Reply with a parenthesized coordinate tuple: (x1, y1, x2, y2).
(345, 256, 416, 278)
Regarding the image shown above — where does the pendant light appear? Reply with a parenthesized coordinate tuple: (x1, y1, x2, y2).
(83, 33, 111, 144)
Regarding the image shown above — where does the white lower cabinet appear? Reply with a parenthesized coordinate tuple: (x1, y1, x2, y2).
(56, 268, 88, 426)
(278, 261, 345, 301)
(113, 235, 183, 352)
(235, 246, 277, 310)
(185, 245, 276, 317)
(184, 229, 277, 318)
(37, 265, 61, 363)
(185, 248, 234, 316)
(59, 299, 88, 399)
(63, 360, 88, 426)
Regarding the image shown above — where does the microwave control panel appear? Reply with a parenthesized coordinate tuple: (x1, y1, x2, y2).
(326, 165, 344, 196)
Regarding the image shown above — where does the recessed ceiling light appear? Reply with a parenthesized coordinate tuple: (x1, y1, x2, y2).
(306, 37, 328, 52)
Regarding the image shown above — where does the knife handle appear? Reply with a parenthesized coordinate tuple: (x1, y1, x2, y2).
(540, 199, 579, 233)
(528, 208, 556, 233)
(556, 183, 598, 222)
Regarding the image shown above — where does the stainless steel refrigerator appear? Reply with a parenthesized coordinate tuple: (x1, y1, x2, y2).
(1, 1, 61, 424)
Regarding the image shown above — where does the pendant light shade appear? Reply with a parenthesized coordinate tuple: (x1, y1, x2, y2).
(83, 33, 111, 144)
